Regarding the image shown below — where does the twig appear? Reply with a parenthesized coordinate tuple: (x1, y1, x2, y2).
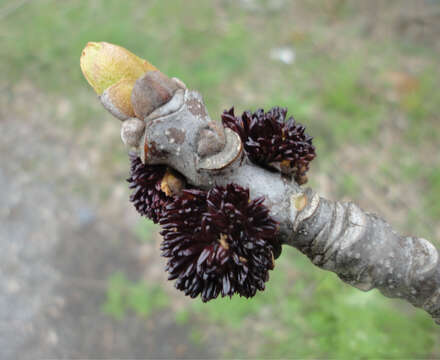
(121, 72, 440, 324)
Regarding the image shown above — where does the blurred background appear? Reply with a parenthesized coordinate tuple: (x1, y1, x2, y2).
(1, 0, 440, 358)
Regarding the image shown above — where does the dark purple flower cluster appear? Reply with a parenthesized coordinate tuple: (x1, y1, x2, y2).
(222, 107, 316, 184)
(126, 118, 285, 302)
(159, 184, 280, 302)
(126, 152, 168, 224)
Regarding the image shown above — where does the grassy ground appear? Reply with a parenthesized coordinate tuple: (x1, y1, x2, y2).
(2, 0, 440, 358)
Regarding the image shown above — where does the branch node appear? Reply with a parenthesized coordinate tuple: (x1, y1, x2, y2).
(197, 128, 243, 171)
(292, 190, 320, 232)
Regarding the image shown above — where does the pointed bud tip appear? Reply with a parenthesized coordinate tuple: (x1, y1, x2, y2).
(80, 41, 157, 95)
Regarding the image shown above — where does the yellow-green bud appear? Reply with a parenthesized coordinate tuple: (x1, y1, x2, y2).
(104, 78, 136, 118)
(80, 42, 156, 95)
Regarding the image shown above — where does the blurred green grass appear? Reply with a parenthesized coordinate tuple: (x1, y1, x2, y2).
(186, 250, 437, 359)
(2, 0, 440, 358)
(103, 271, 169, 319)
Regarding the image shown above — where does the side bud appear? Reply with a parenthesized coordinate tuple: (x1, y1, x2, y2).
(121, 118, 145, 150)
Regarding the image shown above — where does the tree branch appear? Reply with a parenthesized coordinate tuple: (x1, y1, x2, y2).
(290, 189, 440, 324)
(117, 71, 440, 324)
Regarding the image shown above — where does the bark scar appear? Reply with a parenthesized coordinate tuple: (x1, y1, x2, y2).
(166, 127, 185, 145)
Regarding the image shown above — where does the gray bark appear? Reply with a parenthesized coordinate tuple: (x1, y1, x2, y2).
(289, 189, 440, 325)
(117, 71, 440, 324)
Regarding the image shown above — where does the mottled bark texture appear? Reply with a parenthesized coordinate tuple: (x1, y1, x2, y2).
(290, 189, 440, 324)
(123, 72, 440, 324)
